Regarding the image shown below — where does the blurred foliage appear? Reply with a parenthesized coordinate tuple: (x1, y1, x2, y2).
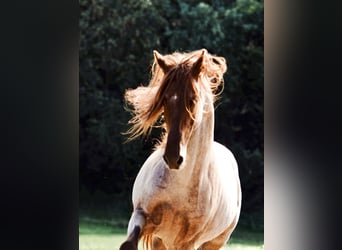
(80, 0, 263, 228)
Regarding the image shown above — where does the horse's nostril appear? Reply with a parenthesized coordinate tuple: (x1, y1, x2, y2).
(177, 156, 183, 166)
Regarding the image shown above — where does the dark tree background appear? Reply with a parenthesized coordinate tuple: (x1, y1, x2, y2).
(80, 0, 263, 230)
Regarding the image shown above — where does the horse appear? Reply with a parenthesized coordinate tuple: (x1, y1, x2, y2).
(119, 49, 241, 250)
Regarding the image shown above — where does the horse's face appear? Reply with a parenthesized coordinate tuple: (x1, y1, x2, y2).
(162, 77, 195, 169)
(154, 51, 204, 170)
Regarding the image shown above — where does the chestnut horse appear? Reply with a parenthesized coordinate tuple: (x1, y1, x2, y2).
(120, 49, 241, 250)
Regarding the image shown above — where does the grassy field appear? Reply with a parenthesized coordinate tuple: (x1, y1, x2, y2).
(79, 234, 263, 250)
(79, 218, 264, 250)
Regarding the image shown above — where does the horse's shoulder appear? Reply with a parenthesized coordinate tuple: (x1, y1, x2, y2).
(212, 141, 239, 173)
(132, 149, 171, 203)
(213, 141, 235, 159)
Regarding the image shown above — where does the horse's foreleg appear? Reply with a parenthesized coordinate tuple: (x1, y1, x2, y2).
(120, 226, 141, 250)
(120, 208, 146, 250)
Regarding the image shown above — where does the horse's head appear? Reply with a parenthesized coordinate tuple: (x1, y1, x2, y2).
(124, 49, 227, 170)
(153, 50, 205, 169)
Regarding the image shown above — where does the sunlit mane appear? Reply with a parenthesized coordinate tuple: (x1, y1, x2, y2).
(124, 49, 227, 141)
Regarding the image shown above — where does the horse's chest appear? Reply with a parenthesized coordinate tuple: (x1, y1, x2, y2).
(145, 200, 203, 244)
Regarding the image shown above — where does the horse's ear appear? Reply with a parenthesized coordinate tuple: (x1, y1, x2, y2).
(153, 50, 171, 73)
(191, 49, 207, 79)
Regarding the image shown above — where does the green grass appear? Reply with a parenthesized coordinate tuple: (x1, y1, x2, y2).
(79, 234, 264, 250)
(79, 218, 263, 250)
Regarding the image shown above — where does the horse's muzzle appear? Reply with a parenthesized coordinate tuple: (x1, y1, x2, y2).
(163, 154, 183, 169)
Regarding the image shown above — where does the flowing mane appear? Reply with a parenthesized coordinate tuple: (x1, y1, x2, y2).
(124, 49, 227, 141)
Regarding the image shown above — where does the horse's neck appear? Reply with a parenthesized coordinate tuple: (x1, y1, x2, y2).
(189, 113, 214, 154)
(185, 103, 215, 178)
